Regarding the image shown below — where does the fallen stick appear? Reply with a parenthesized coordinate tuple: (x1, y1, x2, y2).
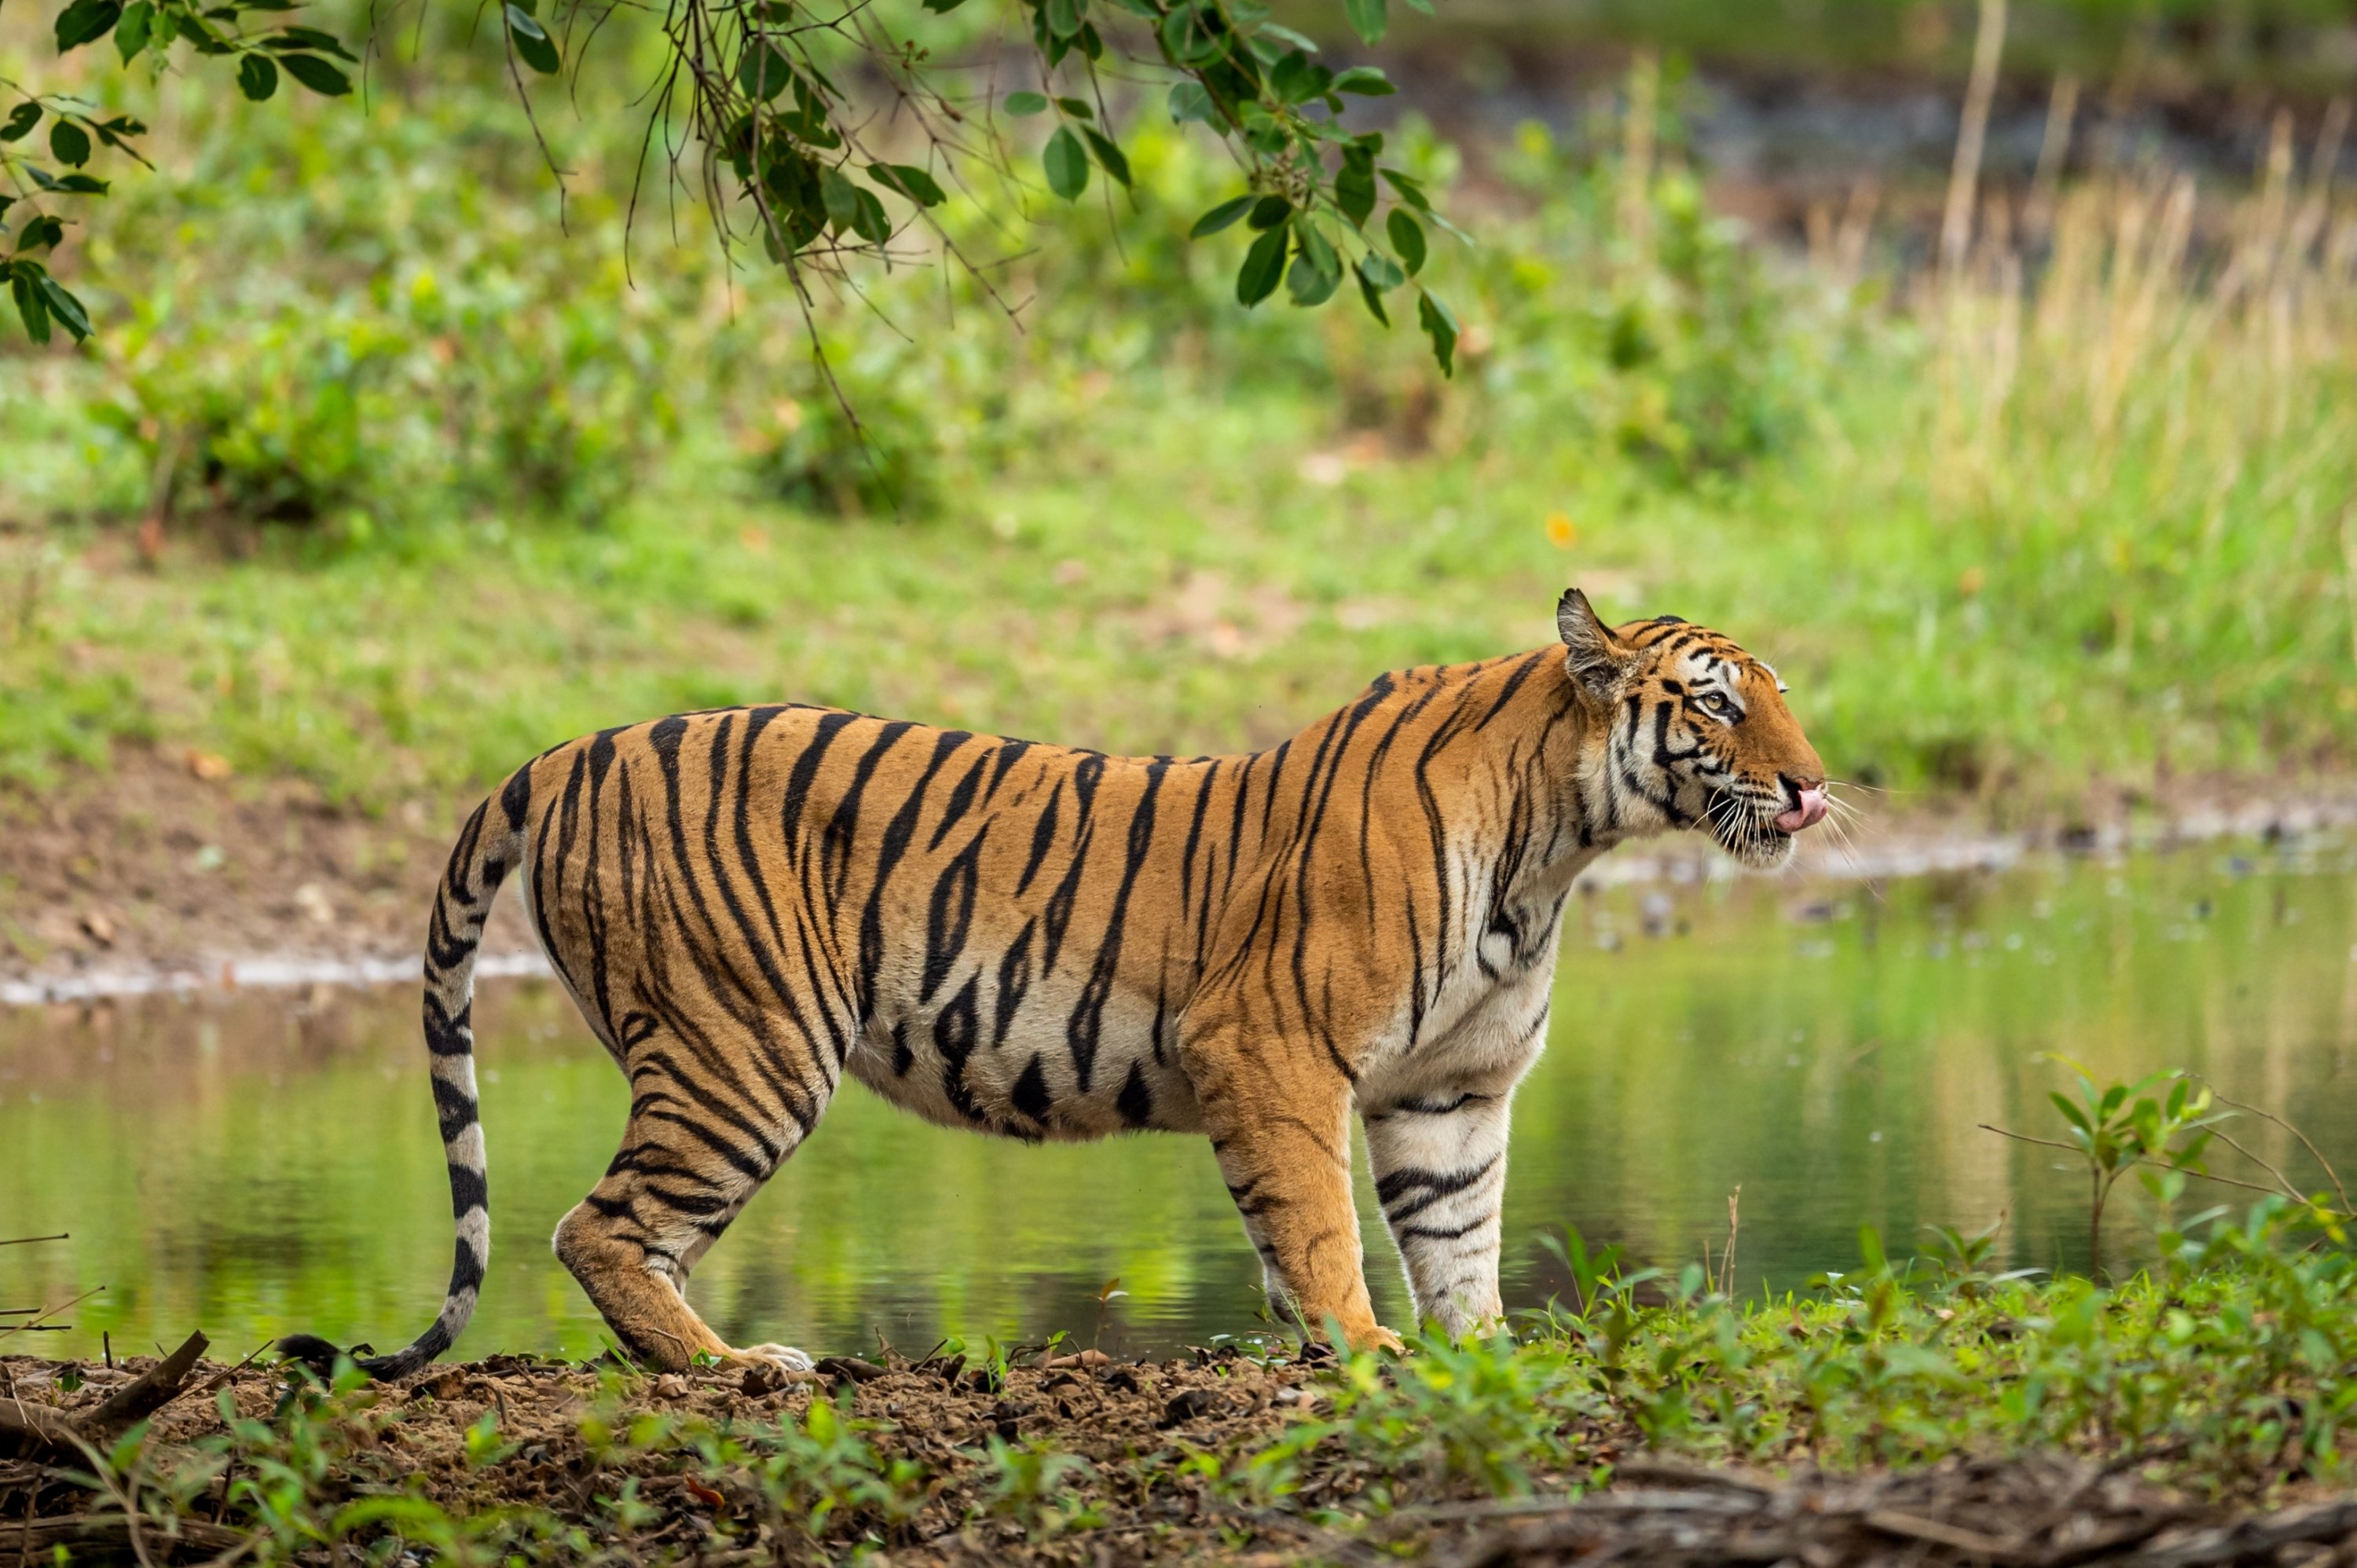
(0, 1330, 209, 1462)
(2, 1511, 247, 1565)
(2133, 1498, 2357, 1566)
(82, 1331, 209, 1433)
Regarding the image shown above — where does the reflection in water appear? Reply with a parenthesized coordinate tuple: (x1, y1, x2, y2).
(6, 836, 2357, 1361)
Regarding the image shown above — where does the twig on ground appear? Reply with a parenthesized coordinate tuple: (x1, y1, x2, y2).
(0, 1331, 208, 1463)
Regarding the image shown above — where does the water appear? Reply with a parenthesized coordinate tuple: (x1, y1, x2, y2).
(8, 834, 2357, 1364)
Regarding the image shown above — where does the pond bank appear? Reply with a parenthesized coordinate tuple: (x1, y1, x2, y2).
(8, 746, 2357, 1006)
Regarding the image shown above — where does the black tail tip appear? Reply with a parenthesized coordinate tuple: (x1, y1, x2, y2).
(277, 1333, 365, 1381)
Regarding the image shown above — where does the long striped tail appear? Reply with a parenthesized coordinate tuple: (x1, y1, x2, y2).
(282, 768, 530, 1381)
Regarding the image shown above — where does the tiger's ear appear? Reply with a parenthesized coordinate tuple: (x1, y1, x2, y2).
(1556, 588, 1633, 698)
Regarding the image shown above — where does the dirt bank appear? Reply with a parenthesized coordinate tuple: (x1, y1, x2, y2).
(0, 746, 540, 1001)
(7, 743, 2357, 1005)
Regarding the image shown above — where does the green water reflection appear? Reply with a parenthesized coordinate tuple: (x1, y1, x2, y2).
(7, 836, 2357, 1362)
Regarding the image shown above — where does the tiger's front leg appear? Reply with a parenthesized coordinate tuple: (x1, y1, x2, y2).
(1362, 1088, 1514, 1339)
(1182, 1021, 1399, 1353)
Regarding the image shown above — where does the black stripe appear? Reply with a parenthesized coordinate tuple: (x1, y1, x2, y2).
(1116, 1059, 1155, 1127)
(1015, 778, 1065, 896)
(1010, 1054, 1053, 1122)
(1062, 763, 1166, 1094)
(779, 709, 860, 863)
(448, 1163, 488, 1215)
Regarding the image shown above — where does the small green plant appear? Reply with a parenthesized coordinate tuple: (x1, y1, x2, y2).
(1993, 1060, 2220, 1278)
(717, 1390, 932, 1544)
(463, 1408, 522, 1468)
(970, 1434, 1098, 1535)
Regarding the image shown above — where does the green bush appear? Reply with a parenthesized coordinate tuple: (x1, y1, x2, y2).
(71, 89, 687, 537)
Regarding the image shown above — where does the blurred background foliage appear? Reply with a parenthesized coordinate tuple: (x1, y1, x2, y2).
(2, 0, 2355, 817)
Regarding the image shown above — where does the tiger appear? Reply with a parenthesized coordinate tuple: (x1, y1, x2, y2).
(280, 588, 1827, 1379)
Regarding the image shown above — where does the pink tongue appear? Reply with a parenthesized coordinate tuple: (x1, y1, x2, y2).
(1776, 787, 1828, 834)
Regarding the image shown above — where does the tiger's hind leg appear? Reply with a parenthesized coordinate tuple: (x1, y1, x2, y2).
(552, 1013, 832, 1375)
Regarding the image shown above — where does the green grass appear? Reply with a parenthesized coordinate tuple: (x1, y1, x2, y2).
(4, 40, 2355, 817)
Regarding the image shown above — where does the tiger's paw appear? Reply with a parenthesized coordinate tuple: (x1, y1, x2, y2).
(729, 1342, 818, 1378)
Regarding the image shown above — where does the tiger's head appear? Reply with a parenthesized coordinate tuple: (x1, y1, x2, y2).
(1557, 588, 1827, 870)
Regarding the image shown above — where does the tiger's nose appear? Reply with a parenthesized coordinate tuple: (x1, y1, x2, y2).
(1775, 783, 1827, 834)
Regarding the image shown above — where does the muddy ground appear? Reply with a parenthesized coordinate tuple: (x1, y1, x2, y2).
(0, 747, 538, 995)
(8, 1344, 2357, 1566)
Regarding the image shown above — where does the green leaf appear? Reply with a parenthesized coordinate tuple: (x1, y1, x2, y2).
(1286, 252, 1340, 306)
(1003, 90, 1048, 117)
(267, 25, 352, 59)
(37, 273, 89, 340)
(1379, 166, 1430, 211)
(18, 214, 64, 249)
(1042, 124, 1089, 200)
(1054, 96, 1094, 120)
(174, 13, 225, 51)
(1158, 4, 1222, 67)
(1246, 194, 1291, 230)
(1336, 149, 1376, 227)
(918, 0, 969, 11)
(49, 119, 90, 167)
(279, 53, 351, 94)
(867, 162, 944, 207)
(1287, 219, 1340, 305)
(2049, 1092, 2091, 1134)
(1355, 269, 1390, 325)
(1167, 81, 1215, 125)
(11, 271, 51, 345)
(0, 102, 38, 143)
(504, 5, 559, 74)
(1044, 0, 1083, 38)
(1258, 21, 1320, 52)
(849, 185, 890, 244)
(1331, 65, 1394, 95)
(1342, 0, 1385, 44)
(1269, 49, 1332, 104)
(1293, 218, 1337, 274)
(236, 50, 279, 99)
(1081, 127, 1129, 188)
(739, 39, 793, 101)
(1235, 223, 1287, 306)
(1417, 289, 1457, 376)
(1387, 207, 1425, 274)
(1189, 194, 1254, 237)
(1357, 251, 1404, 291)
(53, 0, 122, 53)
(114, 1, 152, 61)
(820, 165, 860, 230)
